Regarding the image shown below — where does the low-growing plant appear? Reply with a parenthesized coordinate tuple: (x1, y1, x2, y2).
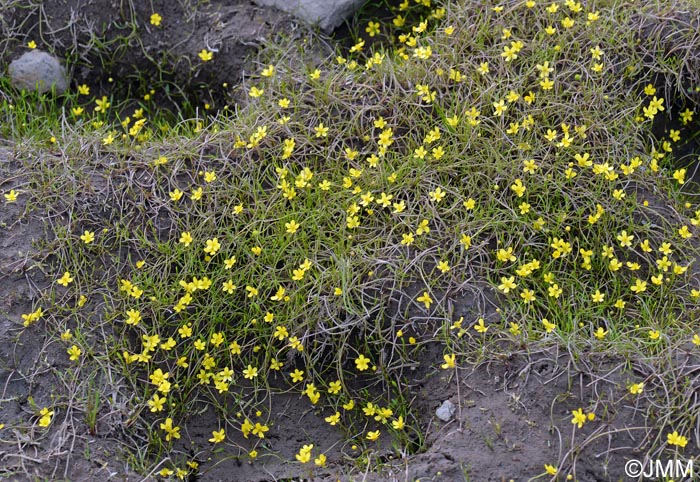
(3, 0, 700, 480)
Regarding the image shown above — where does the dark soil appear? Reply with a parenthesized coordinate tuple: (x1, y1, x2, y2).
(0, 0, 301, 115)
(652, 105, 700, 186)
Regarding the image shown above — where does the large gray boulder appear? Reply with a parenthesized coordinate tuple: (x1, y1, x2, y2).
(253, 0, 365, 31)
(8, 50, 69, 94)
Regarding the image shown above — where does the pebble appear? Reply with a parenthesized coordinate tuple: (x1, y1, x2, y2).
(436, 400, 456, 422)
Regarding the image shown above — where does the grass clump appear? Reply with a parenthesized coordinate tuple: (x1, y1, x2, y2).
(4, 0, 700, 480)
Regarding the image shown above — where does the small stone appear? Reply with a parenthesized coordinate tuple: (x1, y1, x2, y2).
(252, 0, 365, 32)
(436, 400, 456, 422)
(8, 50, 69, 94)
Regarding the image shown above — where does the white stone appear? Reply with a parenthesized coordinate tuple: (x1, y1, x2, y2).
(8, 50, 68, 94)
(436, 400, 456, 422)
(253, 0, 365, 31)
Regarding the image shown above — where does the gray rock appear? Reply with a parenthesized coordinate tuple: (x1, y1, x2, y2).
(8, 50, 69, 94)
(436, 400, 456, 422)
(252, 0, 365, 32)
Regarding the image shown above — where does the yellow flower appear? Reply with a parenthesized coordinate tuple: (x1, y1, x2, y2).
(498, 276, 517, 293)
(198, 49, 213, 61)
(160, 417, 181, 441)
(497, 247, 516, 262)
(148, 394, 166, 412)
(222, 280, 236, 294)
(150, 13, 162, 26)
(416, 219, 430, 235)
(366, 21, 380, 37)
(673, 168, 686, 184)
(296, 444, 313, 463)
(630, 279, 647, 294)
(544, 464, 557, 476)
(392, 416, 405, 430)
(314, 123, 329, 137)
(617, 230, 634, 248)
(542, 318, 556, 333)
(285, 219, 300, 234)
(355, 354, 370, 371)
(629, 383, 644, 395)
(57, 271, 74, 287)
(290, 369, 304, 382)
(79, 230, 95, 244)
(548, 284, 563, 298)
(667, 430, 688, 447)
(288, 336, 303, 351)
(150, 368, 169, 386)
(680, 108, 694, 124)
(166, 188, 183, 201)
(366, 430, 380, 441)
(94, 96, 110, 113)
(492, 99, 507, 116)
(441, 354, 456, 369)
(429, 187, 446, 203)
(609, 258, 622, 272)
(417, 291, 433, 309)
(38, 407, 54, 427)
(474, 318, 488, 334)
(3, 189, 18, 203)
(67, 345, 81, 361)
(209, 429, 225, 443)
(266, 286, 285, 302)
(203, 237, 220, 256)
(242, 365, 258, 379)
(594, 327, 607, 340)
(125, 308, 141, 325)
(325, 412, 341, 425)
(178, 324, 193, 339)
(314, 454, 327, 467)
(679, 225, 692, 239)
(179, 232, 193, 246)
(520, 289, 535, 303)
(571, 408, 587, 428)
(508, 321, 522, 336)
